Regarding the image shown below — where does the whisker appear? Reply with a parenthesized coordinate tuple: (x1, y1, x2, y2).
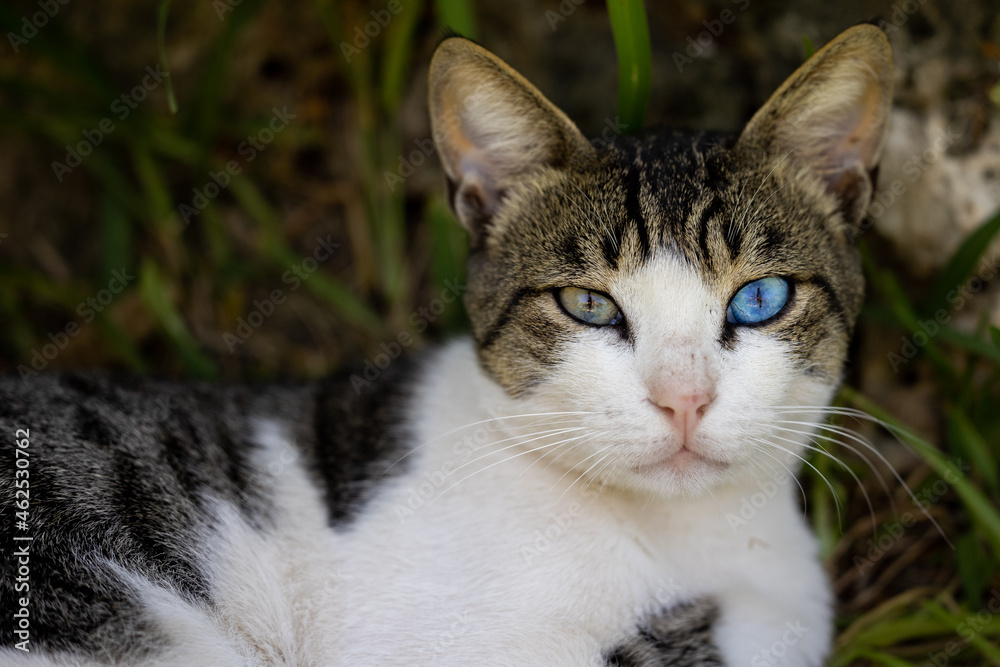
(563, 179, 618, 253)
(379, 411, 595, 475)
(747, 179, 793, 227)
(767, 430, 877, 533)
(747, 442, 809, 511)
(447, 426, 588, 477)
(547, 443, 617, 501)
(583, 456, 617, 500)
(539, 433, 605, 474)
(771, 422, 893, 501)
(750, 436, 843, 529)
(428, 433, 595, 508)
(554, 448, 617, 507)
(779, 419, 920, 521)
(768, 406, 952, 546)
(503, 432, 602, 494)
(734, 140, 806, 235)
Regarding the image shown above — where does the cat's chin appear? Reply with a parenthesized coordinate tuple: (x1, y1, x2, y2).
(626, 445, 733, 496)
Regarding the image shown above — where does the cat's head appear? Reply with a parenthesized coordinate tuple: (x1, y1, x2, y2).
(429, 26, 893, 497)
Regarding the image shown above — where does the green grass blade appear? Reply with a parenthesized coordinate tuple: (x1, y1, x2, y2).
(802, 35, 816, 59)
(181, 0, 262, 146)
(156, 0, 179, 114)
(381, 0, 424, 112)
(955, 533, 991, 605)
(842, 388, 1000, 556)
(138, 260, 217, 379)
(434, 0, 477, 37)
(924, 600, 1000, 663)
(853, 649, 915, 666)
(946, 406, 1000, 493)
(427, 194, 468, 334)
(923, 206, 1000, 318)
(861, 243, 956, 377)
(227, 176, 382, 334)
(132, 144, 179, 233)
(99, 194, 133, 282)
(606, 0, 651, 133)
(936, 326, 1000, 365)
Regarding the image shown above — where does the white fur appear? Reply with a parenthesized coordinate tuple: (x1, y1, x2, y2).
(6, 253, 834, 666)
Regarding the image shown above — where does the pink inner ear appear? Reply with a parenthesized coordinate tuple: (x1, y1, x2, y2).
(827, 81, 885, 173)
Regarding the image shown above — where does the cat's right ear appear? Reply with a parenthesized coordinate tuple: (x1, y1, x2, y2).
(736, 24, 894, 229)
(429, 37, 593, 242)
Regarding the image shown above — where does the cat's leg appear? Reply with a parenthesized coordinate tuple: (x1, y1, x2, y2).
(711, 542, 833, 666)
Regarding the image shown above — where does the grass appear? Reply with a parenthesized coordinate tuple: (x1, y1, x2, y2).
(1, 1, 998, 664)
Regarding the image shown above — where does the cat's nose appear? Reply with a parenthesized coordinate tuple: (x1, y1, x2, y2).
(650, 389, 714, 441)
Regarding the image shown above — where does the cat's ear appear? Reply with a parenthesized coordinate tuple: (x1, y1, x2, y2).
(429, 37, 594, 240)
(736, 24, 894, 228)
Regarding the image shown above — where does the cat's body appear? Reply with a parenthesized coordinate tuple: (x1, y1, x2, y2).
(1, 25, 894, 666)
(0, 341, 822, 666)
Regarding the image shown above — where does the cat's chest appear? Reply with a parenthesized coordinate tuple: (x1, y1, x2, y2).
(319, 427, 749, 663)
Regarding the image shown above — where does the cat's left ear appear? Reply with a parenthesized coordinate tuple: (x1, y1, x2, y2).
(736, 24, 894, 228)
(429, 37, 594, 242)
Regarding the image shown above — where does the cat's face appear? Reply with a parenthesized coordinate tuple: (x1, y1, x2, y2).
(430, 26, 893, 497)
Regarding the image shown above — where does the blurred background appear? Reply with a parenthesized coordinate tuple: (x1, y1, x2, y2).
(1, 0, 999, 664)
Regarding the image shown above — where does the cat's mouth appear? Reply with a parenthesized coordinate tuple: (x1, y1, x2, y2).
(631, 445, 730, 477)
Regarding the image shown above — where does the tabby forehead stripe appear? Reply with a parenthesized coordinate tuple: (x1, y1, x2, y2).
(623, 166, 650, 260)
(697, 196, 715, 271)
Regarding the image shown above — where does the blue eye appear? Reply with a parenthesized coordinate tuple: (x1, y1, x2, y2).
(558, 287, 622, 326)
(727, 277, 790, 325)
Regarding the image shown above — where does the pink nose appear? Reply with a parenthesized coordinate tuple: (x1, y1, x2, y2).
(650, 389, 713, 441)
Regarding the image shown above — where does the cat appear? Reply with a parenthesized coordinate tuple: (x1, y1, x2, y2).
(0, 23, 893, 666)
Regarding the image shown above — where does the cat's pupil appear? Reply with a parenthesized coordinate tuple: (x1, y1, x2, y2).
(558, 287, 620, 326)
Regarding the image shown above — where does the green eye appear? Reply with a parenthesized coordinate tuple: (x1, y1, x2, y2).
(557, 287, 622, 326)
